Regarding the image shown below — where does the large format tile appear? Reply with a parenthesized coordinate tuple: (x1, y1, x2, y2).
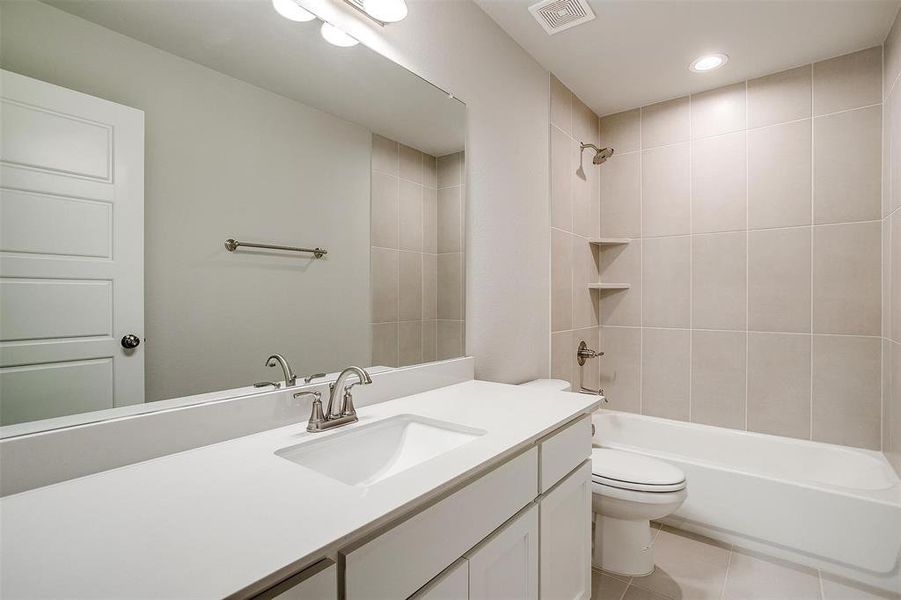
(371, 247, 398, 323)
(397, 321, 422, 367)
(600, 152, 641, 238)
(591, 570, 630, 600)
(641, 328, 690, 421)
(691, 330, 747, 430)
(894, 211, 901, 342)
(631, 528, 730, 600)
(437, 186, 462, 252)
(642, 144, 690, 237)
(397, 251, 422, 321)
(813, 46, 882, 116)
(421, 320, 436, 363)
(748, 227, 811, 333)
(371, 323, 398, 367)
(747, 65, 812, 128)
(813, 106, 882, 224)
(574, 95, 599, 151)
(398, 179, 422, 252)
(812, 335, 882, 449)
(691, 83, 746, 139)
(437, 152, 463, 189)
(551, 330, 573, 385)
(747, 332, 811, 440)
(551, 74, 573, 134)
(574, 142, 600, 239)
(422, 254, 437, 320)
(398, 144, 422, 184)
(821, 574, 900, 600)
(437, 252, 463, 320)
(552, 228, 573, 332)
(371, 171, 398, 249)
(692, 232, 747, 331)
(573, 237, 600, 329)
(600, 241, 641, 326)
(748, 120, 812, 229)
(436, 320, 463, 360)
(371, 134, 397, 175)
(642, 236, 690, 328)
(641, 97, 690, 149)
(691, 131, 747, 233)
(599, 326, 641, 413)
(422, 187, 437, 253)
(552, 127, 574, 232)
(812, 221, 881, 336)
(723, 550, 821, 600)
(600, 109, 640, 154)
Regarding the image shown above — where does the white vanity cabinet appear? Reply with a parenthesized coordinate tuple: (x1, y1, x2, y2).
(466, 504, 539, 600)
(255, 559, 337, 600)
(409, 559, 469, 600)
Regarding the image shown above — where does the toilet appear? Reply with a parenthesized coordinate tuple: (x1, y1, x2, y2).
(520, 379, 687, 577)
(591, 448, 687, 576)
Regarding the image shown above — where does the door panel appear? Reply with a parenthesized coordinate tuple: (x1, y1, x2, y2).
(0, 359, 113, 425)
(539, 461, 592, 600)
(466, 504, 538, 600)
(0, 279, 112, 340)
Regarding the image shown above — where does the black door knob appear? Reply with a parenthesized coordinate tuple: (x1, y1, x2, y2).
(121, 334, 141, 349)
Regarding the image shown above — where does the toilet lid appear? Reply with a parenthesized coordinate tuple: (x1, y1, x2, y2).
(591, 448, 686, 492)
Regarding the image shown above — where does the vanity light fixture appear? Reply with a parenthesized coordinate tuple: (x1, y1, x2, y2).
(320, 22, 359, 47)
(272, 0, 316, 22)
(690, 53, 728, 72)
(362, 0, 408, 23)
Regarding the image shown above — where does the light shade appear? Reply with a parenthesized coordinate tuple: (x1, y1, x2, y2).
(271, 0, 316, 22)
(320, 22, 359, 47)
(690, 53, 728, 73)
(363, 0, 408, 22)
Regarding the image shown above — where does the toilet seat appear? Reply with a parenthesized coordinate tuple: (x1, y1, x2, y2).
(591, 448, 686, 493)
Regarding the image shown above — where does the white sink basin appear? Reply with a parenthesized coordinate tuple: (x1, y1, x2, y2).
(275, 414, 486, 487)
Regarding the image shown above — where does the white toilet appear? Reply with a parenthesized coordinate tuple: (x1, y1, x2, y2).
(590, 448, 687, 576)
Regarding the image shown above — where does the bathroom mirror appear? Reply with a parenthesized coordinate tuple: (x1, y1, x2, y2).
(0, 0, 466, 436)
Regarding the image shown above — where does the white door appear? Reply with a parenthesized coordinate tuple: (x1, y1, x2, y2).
(0, 69, 144, 426)
(539, 461, 593, 600)
(466, 505, 538, 600)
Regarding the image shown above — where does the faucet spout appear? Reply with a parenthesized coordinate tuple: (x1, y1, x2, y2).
(326, 366, 372, 419)
(266, 354, 297, 387)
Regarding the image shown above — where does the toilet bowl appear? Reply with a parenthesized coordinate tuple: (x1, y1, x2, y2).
(591, 448, 687, 576)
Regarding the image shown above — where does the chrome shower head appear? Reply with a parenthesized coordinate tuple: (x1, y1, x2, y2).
(580, 142, 615, 165)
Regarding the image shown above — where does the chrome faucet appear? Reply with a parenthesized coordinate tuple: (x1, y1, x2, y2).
(298, 366, 372, 433)
(266, 354, 297, 387)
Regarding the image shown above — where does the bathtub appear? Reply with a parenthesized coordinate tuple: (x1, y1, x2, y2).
(592, 410, 901, 593)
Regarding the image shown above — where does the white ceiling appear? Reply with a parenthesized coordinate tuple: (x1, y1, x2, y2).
(477, 0, 901, 116)
(45, 0, 465, 156)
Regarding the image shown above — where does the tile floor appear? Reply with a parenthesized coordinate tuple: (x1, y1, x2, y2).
(592, 524, 899, 600)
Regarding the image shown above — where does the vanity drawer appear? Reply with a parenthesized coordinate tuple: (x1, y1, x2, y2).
(539, 415, 592, 493)
(343, 446, 538, 600)
(253, 558, 336, 600)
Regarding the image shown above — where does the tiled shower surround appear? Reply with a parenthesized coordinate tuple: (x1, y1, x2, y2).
(552, 45, 899, 453)
(370, 134, 465, 367)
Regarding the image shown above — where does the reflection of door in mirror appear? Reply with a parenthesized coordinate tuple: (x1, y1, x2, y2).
(0, 69, 145, 426)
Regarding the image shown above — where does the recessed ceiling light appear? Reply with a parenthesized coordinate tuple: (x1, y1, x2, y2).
(363, 0, 408, 23)
(320, 22, 359, 47)
(271, 0, 316, 22)
(690, 53, 728, 73)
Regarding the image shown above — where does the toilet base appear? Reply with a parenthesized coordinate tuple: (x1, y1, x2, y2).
(592, 513, 655, 576)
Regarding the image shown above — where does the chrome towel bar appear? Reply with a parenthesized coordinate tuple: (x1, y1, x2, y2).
(224, 238, 327, 258)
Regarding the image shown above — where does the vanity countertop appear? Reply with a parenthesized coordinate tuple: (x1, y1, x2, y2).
(0, 380, 600, 599)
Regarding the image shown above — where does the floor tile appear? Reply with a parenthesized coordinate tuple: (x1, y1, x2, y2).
(623, 585, 672, 600)
(723, 551, 821, 600)
(654, 526, 732, 568)
(821, 576, 900, 600)
(592, 570, 630, 600)
(631, 551, 728, 599)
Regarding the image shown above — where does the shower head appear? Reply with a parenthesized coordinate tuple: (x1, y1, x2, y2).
(580, 142, 614, 165)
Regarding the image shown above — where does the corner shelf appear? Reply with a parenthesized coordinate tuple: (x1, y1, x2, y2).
(588, 283, 631, 291)
(588, 238, 631, 247)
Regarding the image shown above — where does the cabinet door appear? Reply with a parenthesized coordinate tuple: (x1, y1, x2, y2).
(465, 504, 538, 600)
(409, 558, 468, 600)
(539, 461, 592, 600)
(254, 559, 337, 600)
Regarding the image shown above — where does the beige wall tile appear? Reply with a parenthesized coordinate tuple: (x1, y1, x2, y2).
(884, 218, 891, 338)
(600, 152, 641, 237)
(885, 97, 893, 219)
(371, 172, 398, 249)
(813, 46, 882, 116)
(551, 330, 573, 384)
(437, 152, 462, 189)
(397, 321, 422, 367)
(885, 339, 893, 457)
(812, 335, 881, 449)
(398, 179, 422, 252)
(422, 187, 437, 253)
(812, 221, 881, 336)
(691, 83, 746, 140)
(813, 106, 882, 224)
(437, 252, 463, 320)
(724, 551, 821, 600)
(692, 330, 747, 429)
(641, 96, 690, 149)
(599, 326, 641, 413)
(573, 95, 598, 148)
(571, 327, 600, 392)
(572, 237, 599, 329)
(421, 320, 437, 362)
(692, 232, 747, 330)
(887, 18, 901, 101)
(889, 342, 901, 474)
(398, 251, 422, 321)
(423, 154, 437, 189)
(749, 227, 811, 333)
(422, 253, 437, 320)
(436, 320, 464, 360)
(642, 328, 690, 421)
(573, 144, 599, 238)
(600, 241, 641, 326)
(550, 74, 572, 135)
(371, 247, 398, 323)
(600, 109, 640, 154)
(747, 332, 811, 439)
(371, 323, 398, 367)
(551, 127, 573, 231)
(552, 228, 573, 332)
(691, 131, 747, 233)
(399, 144, 422, 184)
(891, 88, 901, 214)
(437, 186, 462, 252)
(748, 120, 812, 229)
(642, 144, 690, 237)
(748, 65, 812, 128)
(893, 211, 901, 342)
(371, 134, 397, 175)
(642, 236, 690, 328)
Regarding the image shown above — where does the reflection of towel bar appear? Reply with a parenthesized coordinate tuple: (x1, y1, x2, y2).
(224, 238, 327, 258)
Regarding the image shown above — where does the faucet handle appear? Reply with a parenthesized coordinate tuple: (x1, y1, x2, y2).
(304, 372, 327, 384)
(294, 391, 325, 430)
(342, 389, 357, 417)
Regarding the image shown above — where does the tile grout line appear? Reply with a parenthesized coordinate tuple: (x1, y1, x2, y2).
(720, 547, 735, 600)
(745, 79, 751, 432)
(810, 60, 816, 441)
(688, 91, 694, 423)
(639, 105, 644, 415)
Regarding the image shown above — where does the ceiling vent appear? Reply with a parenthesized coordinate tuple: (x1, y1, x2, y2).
(529, 0, 595, 35)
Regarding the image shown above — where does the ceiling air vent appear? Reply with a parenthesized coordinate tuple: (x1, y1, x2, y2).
(529, 0, 595, 35)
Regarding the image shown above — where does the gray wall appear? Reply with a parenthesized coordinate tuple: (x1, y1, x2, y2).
(1, 1, 372, 401)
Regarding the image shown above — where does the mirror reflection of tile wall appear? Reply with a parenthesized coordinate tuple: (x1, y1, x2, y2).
(371, 135, 465, 367)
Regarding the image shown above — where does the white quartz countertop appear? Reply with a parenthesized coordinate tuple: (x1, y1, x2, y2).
(0, 380, 600, 599)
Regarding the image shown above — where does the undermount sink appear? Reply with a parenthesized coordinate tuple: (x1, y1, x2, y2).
(275, 414, 486, 487)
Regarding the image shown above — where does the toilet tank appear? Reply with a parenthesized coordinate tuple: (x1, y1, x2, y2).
(519, 379, 572, 392)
